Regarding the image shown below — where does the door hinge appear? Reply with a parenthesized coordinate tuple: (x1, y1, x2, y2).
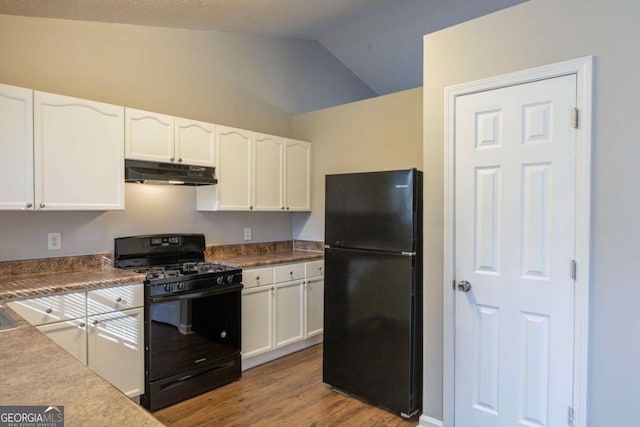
(571, 260, 577, 281)
(571, 108, 579, 129)
(568, 405, 575, 426)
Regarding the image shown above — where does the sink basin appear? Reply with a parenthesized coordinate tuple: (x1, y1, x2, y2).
(0, 307, 20, 332)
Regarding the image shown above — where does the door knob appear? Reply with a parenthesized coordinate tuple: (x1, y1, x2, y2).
(457, 280, 472, 293)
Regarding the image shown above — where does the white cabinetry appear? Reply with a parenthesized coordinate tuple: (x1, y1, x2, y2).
(197, 126, 252, 210)
(0, 88, 124, 211)
(8, 291, 87, 363)
(0, 83, 33, 210)
(197, 128, 311, 212)
(34, 92, 125, 210)
(241, 259, 323, 370)
(254, 133, 284, 211)
(87, 284, 144, 398)
(125, 108, 215, 167)
(7, 283, 144, 398)
(305, 260, 324, 338)
(284, 139, 311, 211)
(273, 263, 305, 348)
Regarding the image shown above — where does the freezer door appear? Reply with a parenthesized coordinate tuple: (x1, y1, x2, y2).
(325, 169, 421, 253)
(322, 247, 421, 416)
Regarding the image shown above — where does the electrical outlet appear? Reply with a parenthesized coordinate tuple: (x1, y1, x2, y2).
(243, 227, 252, 241)
(48, 232, 61, 250)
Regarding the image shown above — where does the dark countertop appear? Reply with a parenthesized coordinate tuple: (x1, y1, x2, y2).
(0, 305, 163, 426)
(208, 249, 323, 269)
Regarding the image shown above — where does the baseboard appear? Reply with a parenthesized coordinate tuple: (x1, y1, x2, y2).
(418, 414, 443, 427)
(242, 335, 323, 371)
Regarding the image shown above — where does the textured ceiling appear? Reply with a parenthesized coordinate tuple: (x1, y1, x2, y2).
(0, 0, 399, 39)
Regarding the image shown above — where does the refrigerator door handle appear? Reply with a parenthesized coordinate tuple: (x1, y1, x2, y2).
(401, 251, 416, 256)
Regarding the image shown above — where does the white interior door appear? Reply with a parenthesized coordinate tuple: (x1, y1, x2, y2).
(454, 74, 577, 427)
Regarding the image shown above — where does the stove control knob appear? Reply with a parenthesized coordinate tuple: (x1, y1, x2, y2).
(227, 275, 236, 284)
(177, 282, 185, 290)
(164, 284, 172, 292)
(216, 276, 225, 285)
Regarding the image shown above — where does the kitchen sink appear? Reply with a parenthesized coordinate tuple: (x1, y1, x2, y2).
(0, 307, 20, 332)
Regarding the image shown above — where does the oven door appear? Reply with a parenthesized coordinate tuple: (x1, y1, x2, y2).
(147, 284, 242, 382)
(143, 283, 242, 411)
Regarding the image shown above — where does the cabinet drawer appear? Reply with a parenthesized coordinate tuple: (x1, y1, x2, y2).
(273, 263, 305, 283)
(87, 283, 143, 315)
(305, 260, 324, 278)
(242, 267, 274, 289)
(8, 292, 86, 326)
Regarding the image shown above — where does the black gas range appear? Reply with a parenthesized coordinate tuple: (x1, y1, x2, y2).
(114, 233, 243, 411)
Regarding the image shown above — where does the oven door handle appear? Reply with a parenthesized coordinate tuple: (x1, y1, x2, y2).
(149, 283, 243, 303)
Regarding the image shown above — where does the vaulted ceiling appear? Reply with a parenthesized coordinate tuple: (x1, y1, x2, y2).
(0, 0, 527, 97)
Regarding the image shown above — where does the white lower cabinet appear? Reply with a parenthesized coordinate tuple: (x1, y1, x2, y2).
(305, 275, 324, 338)
(274, 279, 305, 348)
(88, 307, 144, 398)
(241, 285, 274, 359)
(241, 259, 324, 370)
(7, 283, 144, 398)
(37, 319, 88, 364)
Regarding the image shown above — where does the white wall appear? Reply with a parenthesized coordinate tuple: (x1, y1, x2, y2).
(0, 13, 376, 260)
(291, 87, 423, 241)
(0, 184, 293, 261)
(422, 0, 640, 425)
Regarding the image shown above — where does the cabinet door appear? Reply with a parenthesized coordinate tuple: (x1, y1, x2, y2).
(254, 133, 284, 211)
(34, 92, 124, 210)
(7, 292, 87, 326)
(174, 117, 215, 167)
(284, 139, 311, 211)
(37, 320, 87, 364)
(0, 84, 34, 210)
(215, 126, 253, 210)
(87, 283, 143, 315)
(87, 307, 144, 397)
(306, 276, 324, 338)
(241, 285, 274, 359)
(274, 280, 305, 348)
(125, 108, 174, 162)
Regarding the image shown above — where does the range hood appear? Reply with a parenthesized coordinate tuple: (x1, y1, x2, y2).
(125, 159, 217, 186)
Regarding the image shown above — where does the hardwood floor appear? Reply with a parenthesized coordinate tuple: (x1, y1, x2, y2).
(153, 344, 419, 426)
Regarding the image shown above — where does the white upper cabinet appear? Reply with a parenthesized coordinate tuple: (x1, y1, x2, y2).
(174, 117, 216, 166)
(197, 129, 311, 212)
(125, 108, 174, 162)
(284, 139, 311, 211)
(0, 83, 33, 210)
(197, 125, 253, 211)
(34, 91, 124, 210)
(125, 108, 216, 167)
(254, 133, 284, 211)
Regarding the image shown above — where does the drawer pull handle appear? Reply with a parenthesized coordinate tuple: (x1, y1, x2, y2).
(45, 308, 53, 314)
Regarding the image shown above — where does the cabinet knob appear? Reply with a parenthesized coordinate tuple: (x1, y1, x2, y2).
(45, 308, 53, 314)
(281, 206, 285, 210)
(178, 158, 183, 163)
(25, 203, 33, 208)
(286, 207, 290, 210)
(250, 206, 254, 210)
(93, 319, 99, 325)
(256, 276, 260, 281)
(39, 203, 45, 208)
(115, 297, 122, 303)
(170, 157, 175, 162)
(79, 322, 86, 328)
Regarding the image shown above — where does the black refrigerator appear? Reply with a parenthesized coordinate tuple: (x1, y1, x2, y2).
(323, 168, 423, 418)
